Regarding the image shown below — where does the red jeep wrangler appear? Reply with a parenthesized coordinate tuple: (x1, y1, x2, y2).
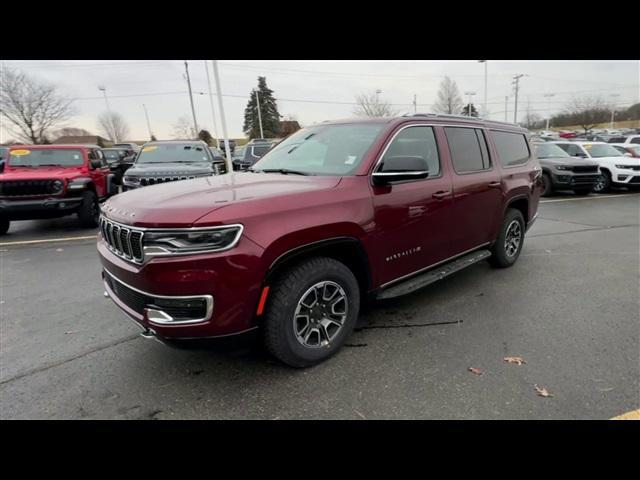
(0, 144, 117, 234)
(98, 114, 542, 367)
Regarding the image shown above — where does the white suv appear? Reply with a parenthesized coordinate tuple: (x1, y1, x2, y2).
(550, 141, 640, 192)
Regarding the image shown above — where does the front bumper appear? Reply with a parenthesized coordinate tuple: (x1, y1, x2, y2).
(98, 234, 266, 340)
(611, 170, 640, 185)
(550, 172, 599, 188)
(0, 196, 83, 219)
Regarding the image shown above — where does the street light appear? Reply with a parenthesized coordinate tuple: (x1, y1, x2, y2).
(543, 93, 555, 131)
(376, 89, 382, 103)
(464, 91, 476, 116)
(98, 85, 117, 142)
(254, 88, 264, 139)
(478, 60, 487, 117)
(610, 94, 620, 129)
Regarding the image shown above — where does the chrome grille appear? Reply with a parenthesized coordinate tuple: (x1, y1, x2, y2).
(100, 217, 144, 263)
(139, 175, 196, 186)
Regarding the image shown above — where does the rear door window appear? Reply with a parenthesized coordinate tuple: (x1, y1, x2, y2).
(444, 127, 487, 173)
(491, 131, 530, 167)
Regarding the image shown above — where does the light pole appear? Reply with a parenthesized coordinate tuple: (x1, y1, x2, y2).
(142, 104, 153, 140)
(98, 85, 117, 142)
(478, 60, 487, 117)
(211, 61, 233, 173)
(184, 60, 199, 138)
(543, 93, 555, 131)
(203, 61, 220, 148)
(512, 74, 526, 124)
(504, 96, 508, 122)
(610, 94, 620, 129)
(254, 88, 264, 139)
(376, 89, 382, 104)
(464, 91, 476, 116)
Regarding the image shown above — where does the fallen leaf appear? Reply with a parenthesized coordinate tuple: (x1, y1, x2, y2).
(64, 330, 78, 335)
(56, 248, 64, 252)
(504, 356, 526, 365)
(468, 367, 483, 376)
(535, 385, 553, 397)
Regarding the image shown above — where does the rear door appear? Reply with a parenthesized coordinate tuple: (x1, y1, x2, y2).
(443, 126, 503, 254)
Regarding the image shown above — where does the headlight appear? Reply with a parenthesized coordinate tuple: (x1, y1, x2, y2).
(143, 225, 243, 255)
(67, 178, 90, 190)
(123, 176, 140, 185)
(615, 165, 634, 169)
(555, 165, 571, 171)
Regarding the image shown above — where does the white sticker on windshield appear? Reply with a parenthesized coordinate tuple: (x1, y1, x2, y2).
(73, 154, 80, 160)
(345, 155, 357, 165)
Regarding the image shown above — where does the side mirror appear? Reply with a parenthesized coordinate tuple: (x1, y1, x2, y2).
(623, 152, 632, 157)
(372, 156, 429, 185)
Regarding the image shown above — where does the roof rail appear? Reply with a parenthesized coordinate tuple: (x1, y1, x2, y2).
(403, 112, 518, 127)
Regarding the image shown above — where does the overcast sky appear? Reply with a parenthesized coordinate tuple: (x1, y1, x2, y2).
(1, 60, 638, 142)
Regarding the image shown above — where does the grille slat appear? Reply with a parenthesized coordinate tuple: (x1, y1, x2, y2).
(0, 179, 61, 197)
(100, 217, 144, 263)
(571, 166, 598, 173)
(139, 175, 200, 187)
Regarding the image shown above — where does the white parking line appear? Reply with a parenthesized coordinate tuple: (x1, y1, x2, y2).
(540, 193, 640, 204)
(0, 235, 97, 247)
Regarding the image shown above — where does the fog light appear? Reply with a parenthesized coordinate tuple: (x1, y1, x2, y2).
(618, 175, 628, 181)
(59, 202, 66, 208)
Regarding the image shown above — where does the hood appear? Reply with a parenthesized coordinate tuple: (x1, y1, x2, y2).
(101, 172, 342, 227)
(538, 157, 598, 167)
(1, 165, 86, 180)
(590, 156, 640, 165)
(125, 162, 214, 177)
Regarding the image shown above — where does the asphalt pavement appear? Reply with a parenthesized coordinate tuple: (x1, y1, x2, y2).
(1, 191, 638, 419)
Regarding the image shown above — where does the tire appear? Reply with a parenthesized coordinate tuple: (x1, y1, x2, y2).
(0, 217, 9, 235)
(489, 208, 526, 268)
(573, 187, 592, 195)
(77, 191, 99, 227)
(263, 257, 360, 368)
(593, 171, 611, 193)
(541, 173, 553, 197)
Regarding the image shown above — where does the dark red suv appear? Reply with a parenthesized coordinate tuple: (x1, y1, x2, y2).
(98, 114, 542, 367)
(0, 144, 117, 234)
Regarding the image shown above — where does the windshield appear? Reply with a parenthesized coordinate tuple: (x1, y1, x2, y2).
(534, 143, 570, 159)
(103, 150, 126, 160)
(9, 148, 84, 167)
(252, 124, 384, 175)
(583, 144, 624, 158)
(136, 144, 210, 164)
(249, 144, 273, 158)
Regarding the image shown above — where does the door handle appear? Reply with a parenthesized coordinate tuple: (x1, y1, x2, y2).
(488, 181, 502, 188)
(432, 190, 451, 200)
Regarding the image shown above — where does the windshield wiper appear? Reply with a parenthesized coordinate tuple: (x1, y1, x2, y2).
(256, 168, 309, 176)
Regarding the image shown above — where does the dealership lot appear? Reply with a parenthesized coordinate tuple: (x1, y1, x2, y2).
(0, 192, 638, 419)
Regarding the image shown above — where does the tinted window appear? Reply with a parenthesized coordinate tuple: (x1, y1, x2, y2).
(631, 137, 640, 144)
(136, 143, 211, 164)
(534, 143, 570, 159)
(492, 131, 530, 167)
(380, 126, 440, 176)
(445, 127, 486, 173)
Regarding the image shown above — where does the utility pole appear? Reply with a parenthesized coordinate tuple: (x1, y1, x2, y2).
(512, 74, 526, 124)
(98, 85, 117, 142)
(142, 104, 153, 139)
(504, 96, 508, 122)
(543, 93, 555, 131)
(610, 94, 620, 129)
(211, 61, 233, 173)
(478, 60, 488, 117)
(254, 89, 264, 139)
(413, 94, 417, 113)
(184, 61, 199, 138)
(203, 61, 220, 148)
(376, 89, 382, 104)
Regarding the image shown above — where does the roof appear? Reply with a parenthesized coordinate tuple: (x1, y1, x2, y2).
(9, 144, 97, 149)
(318, 114, 527, 132)
(144, 140, 208, 146)
(52, 135, 110, 145)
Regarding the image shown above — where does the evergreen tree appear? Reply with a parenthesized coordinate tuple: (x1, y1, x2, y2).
(243, 77, 281, 139)
(461, 103, 479, 117)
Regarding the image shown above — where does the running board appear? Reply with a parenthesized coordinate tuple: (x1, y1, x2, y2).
(377, 249, 492, 300)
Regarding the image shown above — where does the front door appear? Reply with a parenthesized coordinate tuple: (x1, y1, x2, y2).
(88, 149, 110, 197)
(369, 125, 454, 287)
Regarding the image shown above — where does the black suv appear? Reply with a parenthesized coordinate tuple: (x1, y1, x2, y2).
(121, 140, 223, 190)
(233, 140, 276, 170)
(532, 142, 599, 196)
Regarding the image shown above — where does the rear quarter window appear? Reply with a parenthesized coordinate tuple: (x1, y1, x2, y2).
(491, 131, 530, 167)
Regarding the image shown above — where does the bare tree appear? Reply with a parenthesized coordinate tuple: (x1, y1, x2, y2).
(97, 111, 130, 143)
(172, 116, 196, 139)
(353, 92, 397, 117)
(432, 77, 464, 114)
(0, 68, 75, 144)
(564, 96, 611, 134)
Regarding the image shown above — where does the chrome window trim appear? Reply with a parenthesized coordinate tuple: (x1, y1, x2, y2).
(103, 268, 214, 325)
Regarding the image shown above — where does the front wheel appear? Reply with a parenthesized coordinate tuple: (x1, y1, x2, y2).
(541, 173, 553, 197)
(489, 208, 525, 268)
(77, 191, 99, 227)
(263, 257, 360, 368)
(593, 172, 611, 193)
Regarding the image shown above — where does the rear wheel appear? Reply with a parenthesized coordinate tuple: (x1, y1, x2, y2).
(489, 208, 525, 268)
(77, 191, 99, 227)
(541, 173, 553, 197)
(263, 257, 360, 368)
(593, 171, 611, 193)
(0, 217, 9, 235)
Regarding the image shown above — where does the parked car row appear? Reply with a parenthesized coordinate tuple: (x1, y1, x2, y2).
(0, 140, 228, 234)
